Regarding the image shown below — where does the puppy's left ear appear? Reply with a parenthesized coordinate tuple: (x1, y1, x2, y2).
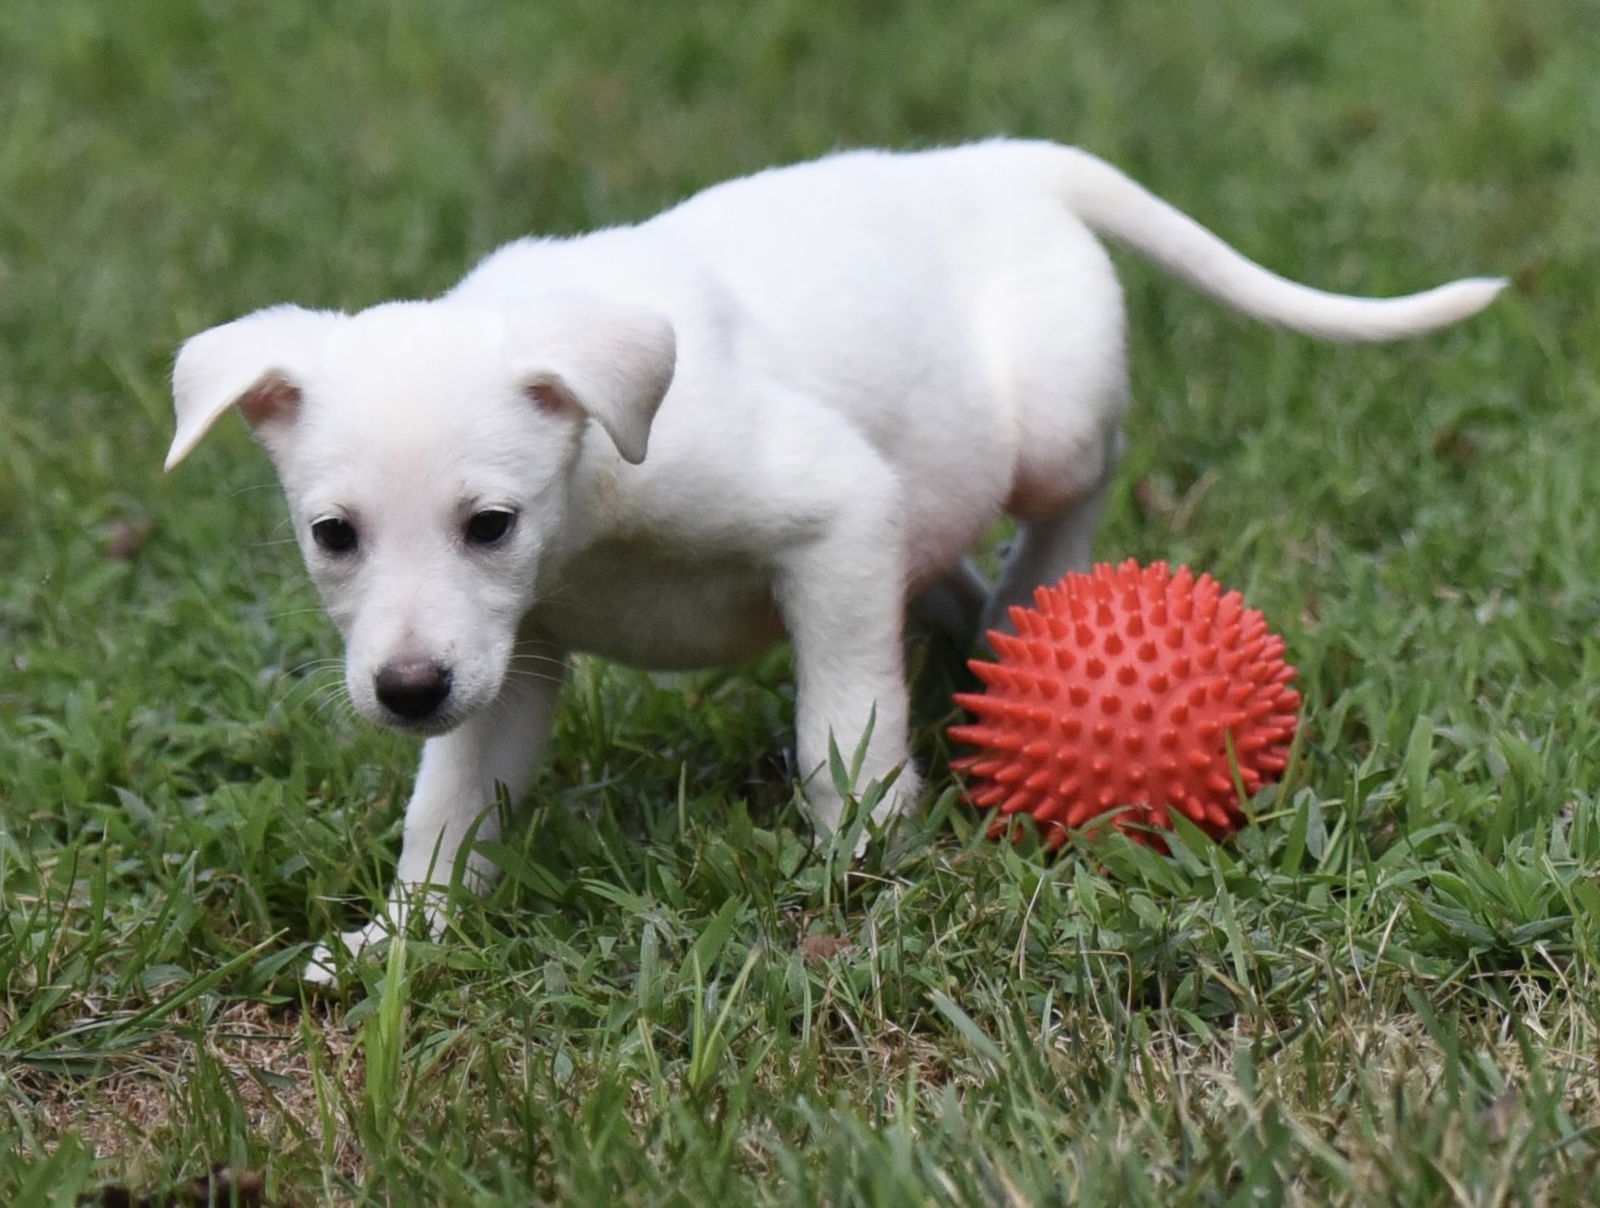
(507, 296, 677, 465)
(167, 305, 343, 471)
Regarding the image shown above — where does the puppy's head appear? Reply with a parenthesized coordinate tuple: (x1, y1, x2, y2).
(167, 296, 675, 734)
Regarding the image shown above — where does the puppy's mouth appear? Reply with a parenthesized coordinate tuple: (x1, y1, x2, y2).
(375, 708, 470, 738)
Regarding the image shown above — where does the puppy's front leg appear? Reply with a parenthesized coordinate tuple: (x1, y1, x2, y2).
(777, 489, 920, 840)
(305, 639, 566, 982)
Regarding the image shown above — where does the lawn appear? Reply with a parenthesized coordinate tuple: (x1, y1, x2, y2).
(3, 0, 1599, 1203)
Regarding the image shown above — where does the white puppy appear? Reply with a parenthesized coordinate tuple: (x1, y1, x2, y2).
(166, 141, 1502, 979)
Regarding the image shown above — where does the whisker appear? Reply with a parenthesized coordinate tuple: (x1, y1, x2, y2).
(309, 684, 357, 722)
(284, 656, 344, 674)
(260, 655, 349, 718)
(227, 480, 283, 503)
(296, 682, 348, 718)
(507, 654, 568, 673)
(502, 667, 565, 690)
(271, 609, 333, 625)
(278, 667, 338, 692)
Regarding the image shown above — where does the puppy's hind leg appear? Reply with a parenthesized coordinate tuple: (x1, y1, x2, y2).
(905, 560, 991, 720)
(978, 440, 1122, 638)
(908, 559, 990, 646)
(975, 221, 1131, 637)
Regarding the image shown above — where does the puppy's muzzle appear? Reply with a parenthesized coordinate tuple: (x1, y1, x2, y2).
(374, 658, 454, 723)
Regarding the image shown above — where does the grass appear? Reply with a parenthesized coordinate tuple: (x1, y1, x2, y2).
(3, 0, 1600, 1201)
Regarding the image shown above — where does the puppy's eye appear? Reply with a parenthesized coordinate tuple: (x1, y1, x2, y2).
(311, 517, 359, 555)
(464, 509, 516, 546)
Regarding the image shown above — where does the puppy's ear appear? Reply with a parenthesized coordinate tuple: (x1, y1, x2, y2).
(166, 305, 343, 471)
(507, 297, 677, 465)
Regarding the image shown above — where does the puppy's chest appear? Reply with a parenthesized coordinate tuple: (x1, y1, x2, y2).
(531, 542, 785, 670)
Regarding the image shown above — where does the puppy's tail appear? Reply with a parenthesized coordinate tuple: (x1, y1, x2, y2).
(1043, 144, 1505, 341)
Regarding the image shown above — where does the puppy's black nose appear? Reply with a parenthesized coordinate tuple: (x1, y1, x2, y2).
(374, 659, 453, 720)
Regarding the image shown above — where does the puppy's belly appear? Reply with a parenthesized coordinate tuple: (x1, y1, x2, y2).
(532, 549, 786, 671)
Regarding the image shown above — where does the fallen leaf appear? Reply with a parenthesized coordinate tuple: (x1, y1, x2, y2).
(798, 934, 850, 961)
(104, 519, 153, 561)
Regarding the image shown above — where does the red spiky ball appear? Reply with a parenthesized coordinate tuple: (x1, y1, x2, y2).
(951, 560, 1299, 847)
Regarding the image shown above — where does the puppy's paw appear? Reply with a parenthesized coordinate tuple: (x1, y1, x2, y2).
(301, 941, 343, 987)
(301, 921, 392, 985)
(815, 778, 920, 860)
(301, 892, 452, 984)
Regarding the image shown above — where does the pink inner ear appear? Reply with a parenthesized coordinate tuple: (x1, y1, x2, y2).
(239, 373, 303, 429)
(523, 374, 581, 418)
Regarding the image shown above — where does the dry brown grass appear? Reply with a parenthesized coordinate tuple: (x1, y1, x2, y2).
(21, 1002, 362, 1183)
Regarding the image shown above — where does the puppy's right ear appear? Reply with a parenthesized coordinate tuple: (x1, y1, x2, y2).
(166, 305, 342, 471)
